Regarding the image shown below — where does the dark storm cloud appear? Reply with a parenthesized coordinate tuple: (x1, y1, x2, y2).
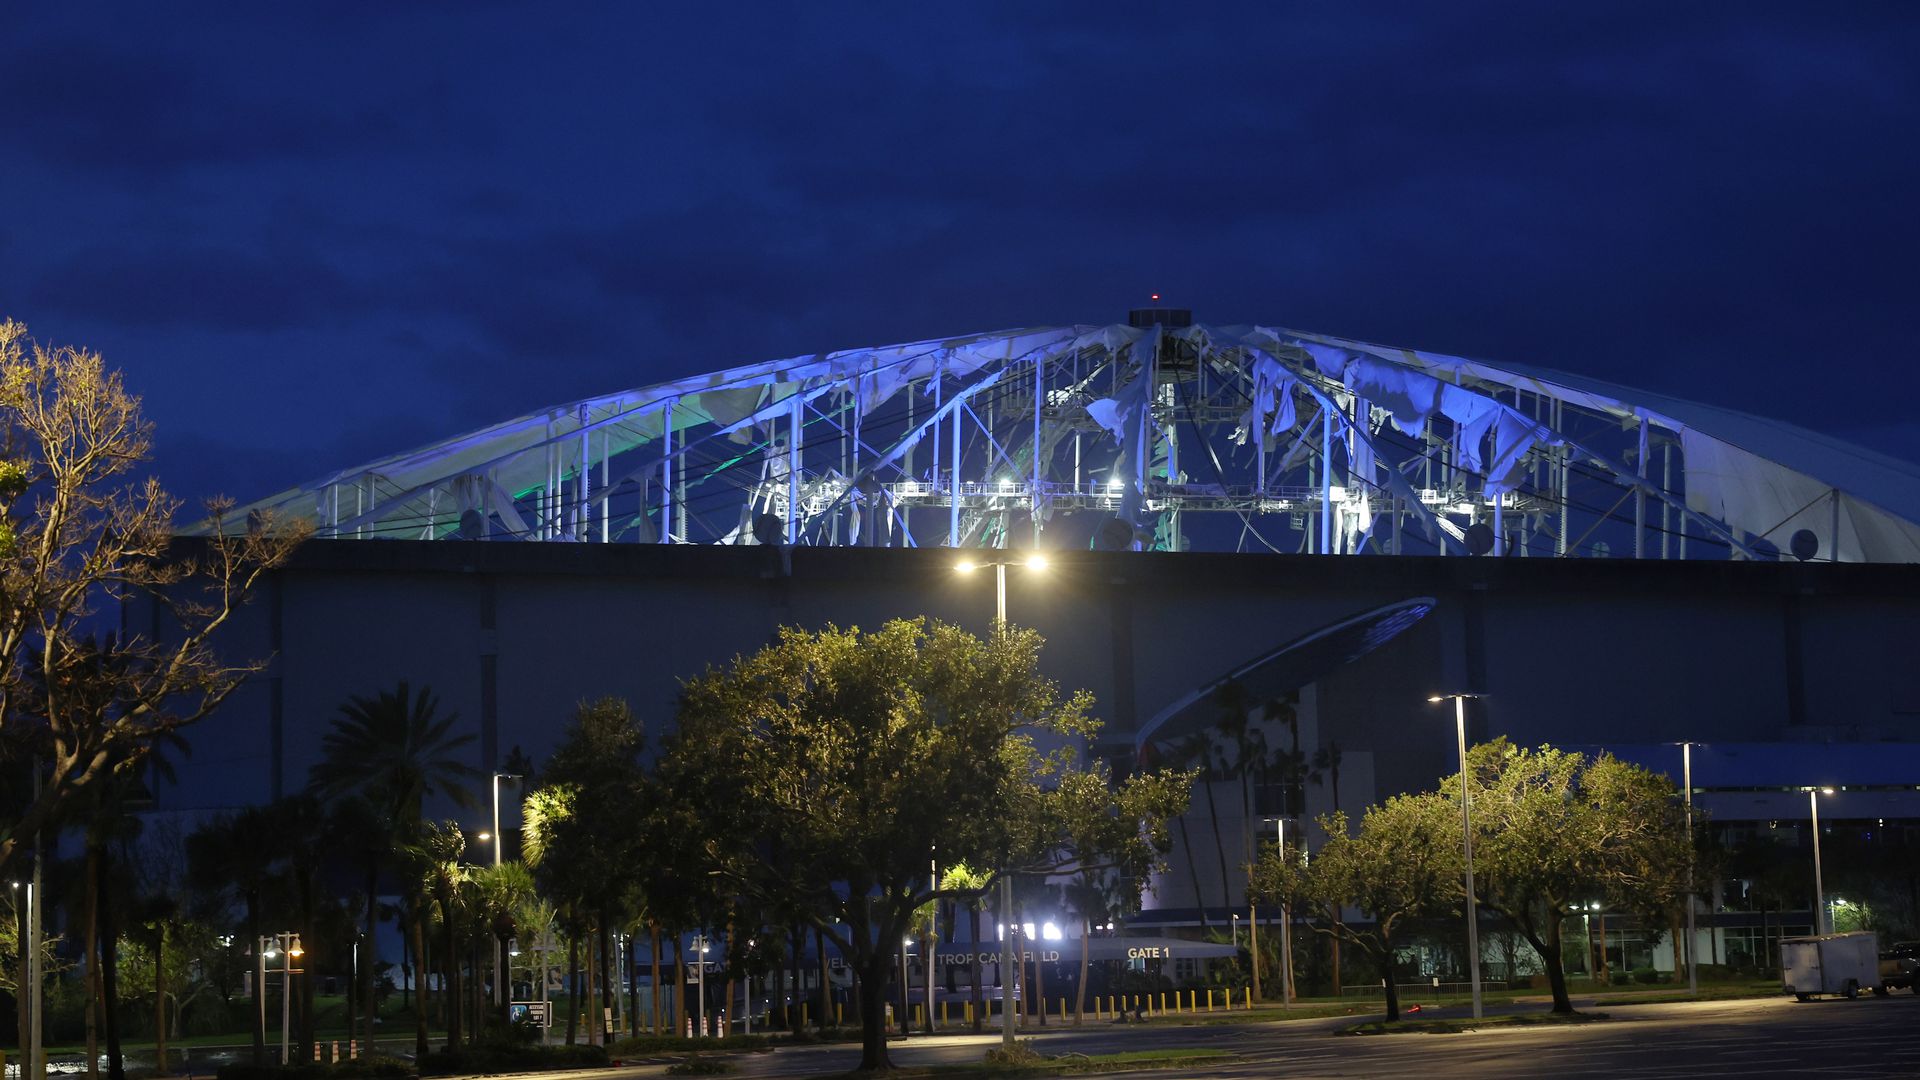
(0, 37, 408, 173)
(3, 1, 1918, 505)
(28, 244, 364, 333)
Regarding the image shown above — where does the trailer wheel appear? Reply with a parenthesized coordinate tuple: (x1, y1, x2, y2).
(1874, 985, 1890, 997)
(1843, 979, 1859, 1000)
(1795, 992, 1811, 1002)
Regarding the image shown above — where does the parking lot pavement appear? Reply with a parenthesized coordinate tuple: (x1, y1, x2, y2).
(651, 993, 1920, 1078)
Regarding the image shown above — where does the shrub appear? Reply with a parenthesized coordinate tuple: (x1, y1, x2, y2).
(416, 1044, 607, 1077)
(982, 1040, 1048, 1069)
(1631, 967, 1660, 985)
(331, 1056, 415, 1080)
(216, 1058, 415, 1080)
(783, 1026, 856, 1046)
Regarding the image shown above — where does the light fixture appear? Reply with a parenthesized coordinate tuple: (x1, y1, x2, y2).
(477, 831, 493, 842)
(1025, 553, 1049, 571)
(289, 937, 304, 958)
(955, 559, 977, 574)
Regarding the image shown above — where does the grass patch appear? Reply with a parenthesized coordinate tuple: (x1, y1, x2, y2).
(1342, 1011, 1609, 1036)
(865, 1044, 1239, 1077)
(608, 1033, 780, 1055)
(1590, 984, 1778, 1007)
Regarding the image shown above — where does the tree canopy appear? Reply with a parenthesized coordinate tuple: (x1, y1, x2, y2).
(1457, 739, 1693, 1012)
(659, 617, 1191, 1070)
(1251, 797, 1458, 1021)
(0, 319, 303, 876)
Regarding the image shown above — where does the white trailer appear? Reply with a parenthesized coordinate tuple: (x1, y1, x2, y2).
(1781, 932, 1881, 1000)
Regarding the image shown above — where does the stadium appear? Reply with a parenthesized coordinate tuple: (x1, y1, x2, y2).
(157, 308, 1920, 980)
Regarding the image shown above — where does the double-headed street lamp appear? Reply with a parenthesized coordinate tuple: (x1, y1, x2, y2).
(257, 932, 304, 1064)
(1429, 692, 1484, 1020)
(955, 551, 1048, 1048)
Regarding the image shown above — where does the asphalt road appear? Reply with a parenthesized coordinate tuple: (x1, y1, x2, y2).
(612, 994, 1920, 1078)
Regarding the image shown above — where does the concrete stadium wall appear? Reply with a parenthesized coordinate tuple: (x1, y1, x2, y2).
(135, 543, 1920, 906)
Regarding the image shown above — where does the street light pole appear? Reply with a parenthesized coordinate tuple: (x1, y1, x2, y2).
(698, 933, 714, 1037)
(1682, 742, 1697, 994)
(490, 772, 519, 1012)
(1809, 787, 1833, 934)
(256, 936, 269, 1066)
(1276, 818, 1293, 1007)
(1431, 693, 1484, 1020)
(956, 551, 1047, 1049)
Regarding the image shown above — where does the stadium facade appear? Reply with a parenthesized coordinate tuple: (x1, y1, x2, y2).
(158, 313, 1920, 968)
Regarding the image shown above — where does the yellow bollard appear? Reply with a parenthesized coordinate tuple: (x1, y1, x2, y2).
(1159, 992, 1167, 1013)
(1060, 997, 1067, 1022)
(965, 1002, 973, 1024)
(801, 1005, 809, 1028)
(837, 1003, 844, 1025)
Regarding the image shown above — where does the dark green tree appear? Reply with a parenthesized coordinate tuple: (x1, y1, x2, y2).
(309, 680, 477, 1052)
(1454, 741, 1694, 1013)
(1251, 797, 1458, 1022)
(661, 618, 1190, 1071)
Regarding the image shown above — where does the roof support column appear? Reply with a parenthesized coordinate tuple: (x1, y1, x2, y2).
(1556, 401, 1569, 557)
(1032, 352, 1044, 545)
(950, 395, 962, 547)
(1661, 442, 1673, 560)
(1634, 416, 1649, 559)
(661, 399, 675, 544)
(578, 404, 591, 542)
(788, 395, 802, 546)
(1319, 407, 1333, 555)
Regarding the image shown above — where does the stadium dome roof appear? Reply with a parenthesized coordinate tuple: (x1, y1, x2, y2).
(204, 318, 1920, 563)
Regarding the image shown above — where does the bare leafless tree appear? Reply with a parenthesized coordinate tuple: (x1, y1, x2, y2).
(0, 318, 307, 876)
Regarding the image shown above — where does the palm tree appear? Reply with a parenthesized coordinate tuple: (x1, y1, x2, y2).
(939, 864, 988, 1033)
(187, 806, 283, 1064)
(1171, 731, 1231, 918)
(471, 862, 538, 1030)
(411, 821, 470, 1050)
(1312, 742, 1344, 817)
(309, 681, 477, 1050)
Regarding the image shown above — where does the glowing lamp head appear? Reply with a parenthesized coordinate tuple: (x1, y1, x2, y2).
(1150, 293, 1161, 302)
(1025, 553, 1049, 572)
(955, 559, 978, 574)
(1820, 787, 1835, 796)
(289, 939, 305, 958)
(476, 831, 492, 842)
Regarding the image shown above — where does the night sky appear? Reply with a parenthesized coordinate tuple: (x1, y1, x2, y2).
(5, 3, 1917, 512)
